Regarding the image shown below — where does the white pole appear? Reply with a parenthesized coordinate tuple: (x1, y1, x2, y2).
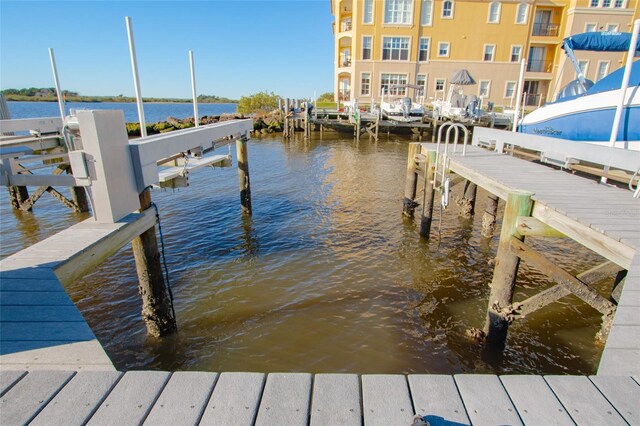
(512, 58, 526, 132)
(125, 16, 147, 137)
(608, 19, 639, 150)
(189, 50, 199, 127)
(48, 48, 66, 121)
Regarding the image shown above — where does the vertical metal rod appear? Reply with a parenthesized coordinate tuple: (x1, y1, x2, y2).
(125, 16, 147, 137)
(48, 48, 66, 121)
(512, 58, 526, 132)
(189, 50, 199, 127)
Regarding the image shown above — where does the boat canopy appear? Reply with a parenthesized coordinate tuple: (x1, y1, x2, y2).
(587, 59, 640, 94)
(562, 31, 640, 52)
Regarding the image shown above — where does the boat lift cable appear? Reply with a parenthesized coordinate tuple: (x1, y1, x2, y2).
(150, 201, 177, 323)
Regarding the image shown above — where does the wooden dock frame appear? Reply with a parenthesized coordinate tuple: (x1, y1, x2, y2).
(404, 128, 640, 353)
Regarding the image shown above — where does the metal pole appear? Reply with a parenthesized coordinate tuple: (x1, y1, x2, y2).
(125, 16, 147, 137)
(189, 50, 199, 127)
(48, 48, 66, 121)
(608, 19, 639, 150)
(512, 58, 526, 133)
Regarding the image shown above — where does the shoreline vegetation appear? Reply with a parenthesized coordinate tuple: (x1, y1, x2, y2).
(2, 88, 237, 104)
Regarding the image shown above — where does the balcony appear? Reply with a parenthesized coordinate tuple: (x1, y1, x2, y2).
(340, 59, 352, 68)
(339, 91, 351, 101)
(532, 23, 559, 37)
(340, 19, 352, 32)
(527, 59, 553, 73)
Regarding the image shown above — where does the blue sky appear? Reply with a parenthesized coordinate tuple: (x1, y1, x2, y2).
(0, 0, 335, 99)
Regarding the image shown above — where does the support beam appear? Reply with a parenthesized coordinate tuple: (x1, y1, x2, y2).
(8, 185, 29, 210)
(481, 195, 499, 238)
(483, 191, 532, 346)
(236, 137, 252, 215)
(419, 150, 437, 239)
(403, 143, 421, 217)
(515, 217, 567, 238)
(131, 189, 177, 337)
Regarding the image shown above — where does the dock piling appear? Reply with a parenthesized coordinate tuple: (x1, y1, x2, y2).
(457, 181, 477, 219)
(402, 143, 421, 217)
(236, 136, 252, 215)
(419, 150, 437, 239)
(481, 195, 499, 237)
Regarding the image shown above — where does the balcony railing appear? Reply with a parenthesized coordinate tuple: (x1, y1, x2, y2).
(526, 59, 553, 73)
(339, 91, 351, 101)
(340, 59, 352, 67)
(523, 93, 544, 107)
(532, 23, 559, 37)
(341, 20, 352, 32)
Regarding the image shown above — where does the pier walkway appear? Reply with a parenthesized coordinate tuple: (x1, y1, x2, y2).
(2, 370, 639, 425)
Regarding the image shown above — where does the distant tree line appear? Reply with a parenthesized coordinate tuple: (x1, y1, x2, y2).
(1, 88, 237, 103)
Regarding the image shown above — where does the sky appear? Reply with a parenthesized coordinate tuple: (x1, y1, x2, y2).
(0, 0, 335, 99)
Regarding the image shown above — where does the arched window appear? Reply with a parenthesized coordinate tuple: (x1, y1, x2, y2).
(516, 3, 528, 24)
(442, 0, 453, 18)
(488, 2, 501, 23)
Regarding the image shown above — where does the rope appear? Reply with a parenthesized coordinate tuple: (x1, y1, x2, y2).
(150, 201, 177, 323)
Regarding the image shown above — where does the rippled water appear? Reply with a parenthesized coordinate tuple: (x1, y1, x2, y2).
(0, 133, 609, 374)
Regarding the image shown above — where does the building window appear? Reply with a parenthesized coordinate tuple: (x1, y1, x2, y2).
(384, 0, 413, 24)
(341, 48, 351, 67)
(381, 73, 408, 95)
(510, 45, 522, 62)
(361, 73, 371, 95)
(382, 36, 410, 60)
(363, 0, 374, 24)
(589, 0, 599, 6)
(602, 0, 611, 6)
(488, 2, 501, 23)
(505, 81, 516, 99)
(362, 36, 372, 60)
(419, 37, 430, 61)
(438, 42, 450, 57)
(614, 0, 624, 6)
(606, 24, 619, 32)
(585, 23, 597, 32)
(483, 45, 495, 61)
(479, 81, 491, 97)
(577, 60, 589, 78)
(435, 78, 446, 91)
(421, 0, 433, 25)
(596, 61, 610, 81)
(416, 74, 427, 93)
(515, 3, 528, 24)
(442, 0, 454, 18)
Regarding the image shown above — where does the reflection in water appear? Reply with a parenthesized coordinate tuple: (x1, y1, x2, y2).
(0, 133, 608, 374)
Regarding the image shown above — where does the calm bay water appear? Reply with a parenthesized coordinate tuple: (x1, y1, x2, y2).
(0, 103, 609, 374)
(7, 101, 236, 123)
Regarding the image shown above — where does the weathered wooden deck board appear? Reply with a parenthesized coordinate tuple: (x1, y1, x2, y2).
(408, 374, 470, 425)
(199, 372, 265, 425)
(255, 373, 312, 426)
(589, 375, 640, 425)
(30, 371, 121, 426)
(454, 374, 523, 426)
(310, 373, 361, 426)
(362, 375, 413, 426)
(143, 372, 218, 426)
(499, 375, 573, 425)
(544, 375, 627, 425)
(0, 371, 74, 426)
(86, 371, 170, 426)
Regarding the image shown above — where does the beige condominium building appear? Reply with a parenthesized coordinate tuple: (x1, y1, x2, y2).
(331, 0, 639, 109)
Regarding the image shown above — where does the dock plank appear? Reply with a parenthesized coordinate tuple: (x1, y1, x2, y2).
(454, 374, 523, 426)
(500, 375, 573, 425)
(545, 375, 627, 425)
(0, 370, 74, 426)
(30, 371, 121, 426)
(255, 373, 312, 426)
(0, 370, 26, 397)
(199, 372, 265, 426)
(408, 374, 470, 425)
(143, 372, 217, 426)
(590, 375, 640, 425)
(86, 371, 170, 426)
(310, 374, 361, 426)
(362, 375, 413, 426)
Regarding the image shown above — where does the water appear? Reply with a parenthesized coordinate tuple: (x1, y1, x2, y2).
(0, 128, 609, 374)
(7, 101, 236, 123)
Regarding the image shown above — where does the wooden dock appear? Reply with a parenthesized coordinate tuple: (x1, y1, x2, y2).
(1, 370, 639, 425)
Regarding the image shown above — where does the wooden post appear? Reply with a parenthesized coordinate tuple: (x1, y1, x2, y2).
(419, 150, 437, 238)
(457, 181, 477, 219)
(284, 98, 289, 137)
(236, 137, 252, 215)
(481, 195, 499, 238)
(483, 191, 532, 346)
(131, 189, 177, 337)
(402, 143, 421, 217)
(375, 115, 380, 141)
(356, 113, 361, 142)
(8, 185, 30, 210)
